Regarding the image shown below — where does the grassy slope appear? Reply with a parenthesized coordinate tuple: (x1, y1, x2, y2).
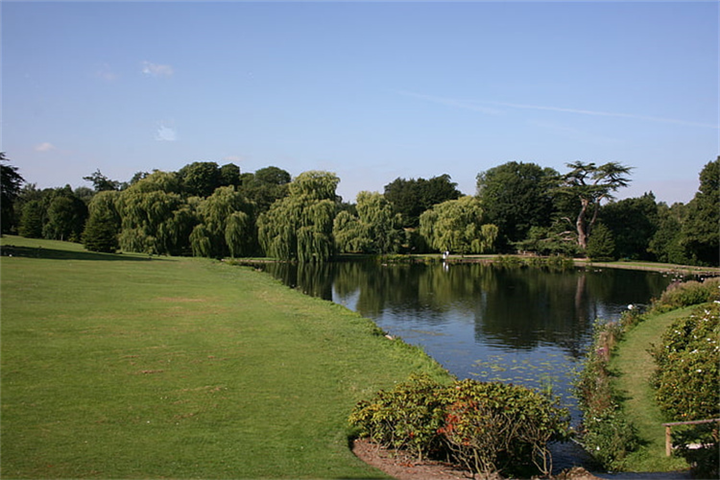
(0, 236, 450, 479)
(609, 307, 696, 472)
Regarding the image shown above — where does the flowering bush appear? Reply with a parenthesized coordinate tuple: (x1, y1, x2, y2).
(650, 302, 719, 421)
(349, 375, 569, 477)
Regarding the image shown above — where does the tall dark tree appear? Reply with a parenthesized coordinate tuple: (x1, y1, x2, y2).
(241, 166, 291, 214)
(681, 157, 719, 266)
(476, 161, 558, 250)
(600, 193, 658, 260)
(557, 162, 632, 250)
(178, 161, 221, 197)
(649, 203, 688, 265)
(42, 186, 88, 242)
(18, 200, 44, 238)
(218, 163, 241, 188)
(384, 174, 461, 228)
(83, 191, 121, 253)
(1, 153, 25, 234)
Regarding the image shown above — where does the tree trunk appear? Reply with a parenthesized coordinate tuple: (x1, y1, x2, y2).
(576, 198, 589, 249)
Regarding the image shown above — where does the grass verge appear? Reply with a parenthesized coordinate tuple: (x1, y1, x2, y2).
(1, 236, 450, 479)
(608, 307, 696, 472)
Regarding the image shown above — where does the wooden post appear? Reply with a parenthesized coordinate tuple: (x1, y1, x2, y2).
(662, 418, 720, 457)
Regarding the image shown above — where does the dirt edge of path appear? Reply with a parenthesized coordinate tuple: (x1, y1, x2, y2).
(351, 438, 602, 480)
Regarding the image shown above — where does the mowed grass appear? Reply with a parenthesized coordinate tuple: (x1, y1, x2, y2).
(609, 307, 696, 472)
(1, 236, 450, 479)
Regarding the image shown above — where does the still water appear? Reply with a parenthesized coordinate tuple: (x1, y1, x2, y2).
(258, 259, 683, 472)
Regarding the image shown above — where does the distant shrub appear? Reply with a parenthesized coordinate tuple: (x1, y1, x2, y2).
(655, 277, 720, 312)
(349, 374, 569, 477)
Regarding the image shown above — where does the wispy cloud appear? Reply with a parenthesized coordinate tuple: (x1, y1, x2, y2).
(483, 100, 720, 129)
(400, 90, 719, 129)
(155, 123, 177, 142)
(34, 142, 57, 152)
(95, 63, 118, 81)
(397, 90, 503, 115)
(142, 61, 174, 77)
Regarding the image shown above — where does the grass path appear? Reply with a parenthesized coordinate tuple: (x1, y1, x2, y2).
(609, 307, 695, 472)
(1, 236, 450, 479)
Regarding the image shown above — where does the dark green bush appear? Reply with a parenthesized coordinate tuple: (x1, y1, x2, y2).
(348, 374, 446, 460)
(349, 375, 569, 477)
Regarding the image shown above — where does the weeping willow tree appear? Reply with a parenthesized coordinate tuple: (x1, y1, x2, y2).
(420, 196, 499, 255)
(334, 191, 402, 254)
(116, 171, 194, 255)
(258, 171, 339, 262)
(190, 186, 255, 258)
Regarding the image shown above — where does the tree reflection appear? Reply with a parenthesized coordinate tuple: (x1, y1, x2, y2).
(258, 260, 676, 360)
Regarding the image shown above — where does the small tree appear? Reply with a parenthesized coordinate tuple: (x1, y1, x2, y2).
(586, 223, 616, 262)
(83, 191, 120, 253)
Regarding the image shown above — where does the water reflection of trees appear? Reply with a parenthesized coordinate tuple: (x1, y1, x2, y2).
(259, 261, 673, 359)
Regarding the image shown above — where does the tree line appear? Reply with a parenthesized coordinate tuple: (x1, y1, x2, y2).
(1, 152, 717, 266)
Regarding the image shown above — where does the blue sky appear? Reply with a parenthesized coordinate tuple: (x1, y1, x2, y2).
(3, 1, 718, 205)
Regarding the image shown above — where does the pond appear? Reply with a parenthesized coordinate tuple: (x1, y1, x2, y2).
(256, 258, 686, 472)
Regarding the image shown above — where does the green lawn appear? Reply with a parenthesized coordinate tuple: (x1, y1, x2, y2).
(1, 236, 450, 479)
(609, 307, 696, 472)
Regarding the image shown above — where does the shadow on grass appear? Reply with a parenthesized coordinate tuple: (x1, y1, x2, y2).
(0, 244, 154, 262)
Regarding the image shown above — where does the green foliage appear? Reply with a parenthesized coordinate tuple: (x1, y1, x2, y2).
(177, 161, 221, 197)
(116, 171, 192, 255)
(557, 161, 632, 250)
(83, 169, 121, 192)
(191, 186, 255, 258)
(671, 422, 719, 479)
(240, 166, 291, 214)
(514, 225, 581, 257)
(258, 171, 338, 262)
(575, 319, 639, 470)
(18, 199, 44, 238)
(42, 187, 89, 242)
(476, 161, 558, 249)
(601, 193, 658, 260)
(419, 196, 498, 254)
(82, 191, 121, 253)
(655, 277, 720, 312)
(681, 157, 719, 266)
(384, 174, 461, 229)
(649, 203, 689, 265)
(349, 375, 569, 477)
(1, 152, 24, 234)
(334, 191, 402, 254)
(586, 223, 616, 262)
(348, 374, 447, 460)
(650, 302, 719, 421)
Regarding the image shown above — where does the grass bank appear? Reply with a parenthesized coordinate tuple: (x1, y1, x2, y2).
(608, 307, 696, 472)
(0, 236, 450, 479)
